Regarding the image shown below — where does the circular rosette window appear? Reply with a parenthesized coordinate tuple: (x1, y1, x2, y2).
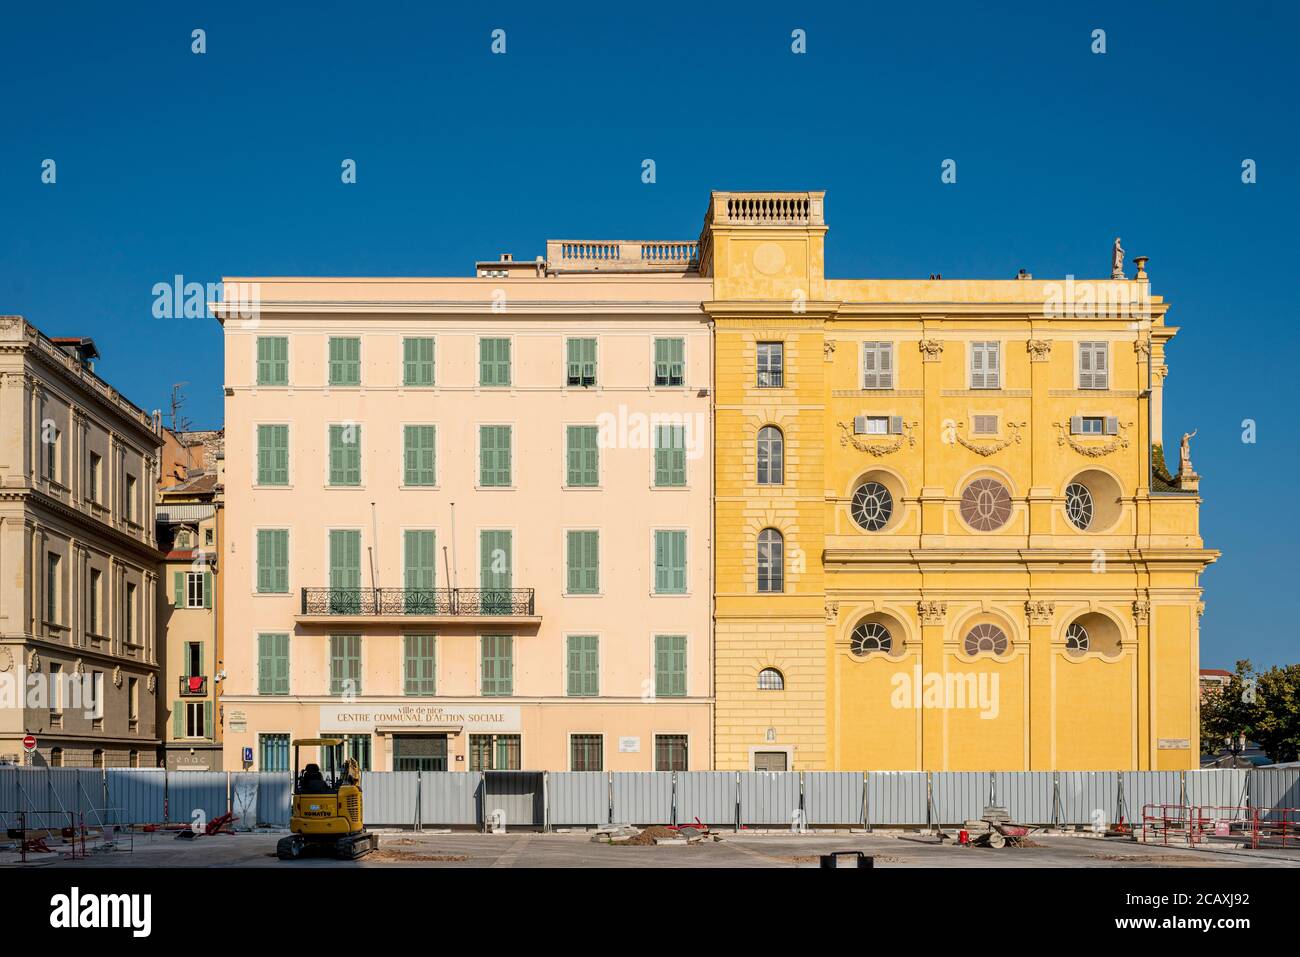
(959, 478, 1013, 531)
(850, 481, 894, 532)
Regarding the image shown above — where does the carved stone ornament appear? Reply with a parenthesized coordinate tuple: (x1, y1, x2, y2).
(918, 600, 948, 625)
(1054, 421, 1132, 457)
(0, 647, 12, 672)
(113, 665, 123, 688)
(825, 601, 839, 623)
(147, 673, 156, 694)
(1026, 339, 1053, 362)
(73, 658, 84, 676)
(1025, 600, 1055, 625)
(918, 339, 944, 362)
(1195, 602, 1205, 619)
(1133, 339, 1151, 358)
(823, 340, 836, 361)
(1132, 600, 1150, 625)
(837, 420, 917, 456)
(27, 649, 40, 672)
(954, 421, 1026, 457)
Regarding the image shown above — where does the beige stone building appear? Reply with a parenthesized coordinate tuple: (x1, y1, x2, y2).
(0, 318, 163, 768)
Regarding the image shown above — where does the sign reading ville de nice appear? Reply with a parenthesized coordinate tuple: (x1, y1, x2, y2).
(319, 704, 522, 733)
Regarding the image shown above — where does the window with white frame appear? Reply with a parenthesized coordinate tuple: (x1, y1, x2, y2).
(185, 571, 205, 608)
(756, 342, 784, 388)
(969, 341, 1001, 389)
(972, 414, 998, 435)
(862, 341, 894, 389)
(1078, 341, 1109, 390)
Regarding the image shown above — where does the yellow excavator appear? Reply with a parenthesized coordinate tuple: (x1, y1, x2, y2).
(276, 738, 379, 860)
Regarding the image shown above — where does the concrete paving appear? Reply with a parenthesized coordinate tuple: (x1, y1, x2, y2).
(4, 828, 1300, 868)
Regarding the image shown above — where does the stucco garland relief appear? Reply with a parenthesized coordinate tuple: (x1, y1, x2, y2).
(1025, 600, 1055, 625)
(112, 665, 123, 688)
(953, 420, 1026, 457)
(1053, 421, 1133, 457)
(836, 420, 917, 456)
(27, 650, 40, 672)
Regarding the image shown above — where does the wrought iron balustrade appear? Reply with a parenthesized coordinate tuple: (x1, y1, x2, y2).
(300, 587, 535, 617)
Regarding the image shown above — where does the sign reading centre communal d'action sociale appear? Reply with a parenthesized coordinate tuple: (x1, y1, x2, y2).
(319, 703, 522, 732)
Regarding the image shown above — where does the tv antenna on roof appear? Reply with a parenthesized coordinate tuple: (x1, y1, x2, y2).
(169, 382, 192, 433)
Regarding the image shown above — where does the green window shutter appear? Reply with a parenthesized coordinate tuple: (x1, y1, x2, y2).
(173, 572, 183, 606)
(204, 700, 213, 736)
(404, 425, 436, 486)
(481, 635, 513, 696)
(403, 337, 435, 386)
(567, 635, 599, 696)
(479, 338, 511, 387)
(404, 634, 436, 695)
(259, 633, 290, 695)
(654, 530, 687, 594)
(654, 426, 686, 486)
(256, 425, 289, 485)
(404, 530, 436, 615)
(330, 634, 361, 695)
(329, 425, 361, 485)
(329, 530, 361, 589)
(257, 529, 289, 594)
(257, 336, 288, 386)
(172, 702, 183, 738)
(480, 531, 512, 616)
(654, 338, 685, 385)
(202, 572, 213, 609)
(479, 426, 511, 486)
(329, 337, 361, 386)
(257, 634, 270, 694)
(567, 530, 598, 594)
(274, 634, 289, 694)
(655, 635, 687, 697)
(566, 338, 596, 386)
(566, 425, 598, 486)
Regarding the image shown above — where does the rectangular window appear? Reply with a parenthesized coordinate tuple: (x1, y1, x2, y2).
(186, 701, 207, 738)
(479, 530, 512, 615)
(88, 452, 101, 503)
(404, 634, 436, 695)
(655, 734, 689, 772)
(1078, 341, 1109, 390)
(124, 584, 136, 644)
(653, 337, 685, 386)
(654, 635, 687, 697)
(862, 341, 895, 389)
(46, 553, 60, 624)
(479, 425, 512, 486)
(853, 415, 902, 436)
(566, 635, 599, 696)
(1073, 416, 1109, 436)
(469, 733, 521, 771)
(328, 336, 361, 386)
(125, 475, 137, 522)
(481, 635, 513, 696)
(260, 733, 290, 772)
(257, 633, 290, 695)
(972, 414, 998, 435)
(329, 634, 362, 696)
(654, 531, 687, 594)
(404, 529, 436, 615)
(328, 529, 362, 613)
(403, 425, 437, 486)
(479, 337, 511, 387)
(566, 425, 599, 487)
(128, 677, 139, 723)
(256, 529, 289, 593)
(88, 568, 100, 633)
(89, 671, 104, 720)
(184, 571, 208, 609)
(256, 424, 289, 485)
(339, 734, 371, 771)
(566, 337, 597, 387)
(403, 337, 436, 386)
(328, 424, 362, 486)
(756, 341, 784, 388)
(570, 734, 603, 772)
(653, 425, 686, 487)
(46, 428, 59, 483)
(256, 336, 289, 386)
(566, 530, 599, 595)
(185, 641, 202, 677)
(969, 341, 1001, 389)
(50, 663, 63, 714)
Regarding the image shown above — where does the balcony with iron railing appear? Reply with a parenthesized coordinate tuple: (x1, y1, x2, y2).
(179, 675, 208, 696)
(297, 587, 539, 626)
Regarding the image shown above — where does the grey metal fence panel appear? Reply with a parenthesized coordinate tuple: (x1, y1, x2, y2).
(677, 771, 737, 826)
(229, 773, 259, 829)
(1250, 769, 1300, 820)
(867, 771, 928, 825)
(548, 772, 607, 827)
(361, 771, 419, 827)
(739, 772, 801, 826)
(1186, 769, 1249, 811)
(236, 772, 291, 827)
(105, 769, 166, 825)
(167, 770, 229, 825)
(611, 772, 672, 824)
(419, 772, 482, 826)
(930, 772, 987, 825)
(46, 769, 83, 825)
(992, 772, 1055, 824)
(483, 771, 542, 826)
(1058, 772, 1119, 826)
(1123, 770, 1182, 821)
(0, 769, 15, 828)
(804, 771, 865, 826)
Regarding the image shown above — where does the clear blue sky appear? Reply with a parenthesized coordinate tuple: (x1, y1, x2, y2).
(2, 2, 1296, 667)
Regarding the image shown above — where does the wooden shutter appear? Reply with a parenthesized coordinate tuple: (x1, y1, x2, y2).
(655, 635, 686, 697)
(1070, 416, 1084, 434)
(889, 416, 904, 434)
(173, 702, 183, 738)
(330, 530, 361, 591)
(202, 572, 212, 609)
(173, 572, 184, 606)
(1105, 416, 1119, 435)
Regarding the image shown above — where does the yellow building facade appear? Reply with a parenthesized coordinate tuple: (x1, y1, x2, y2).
(705, 191, 1215, 772)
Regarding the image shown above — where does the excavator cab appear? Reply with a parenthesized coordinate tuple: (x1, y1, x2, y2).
(276, 738, 379, 860)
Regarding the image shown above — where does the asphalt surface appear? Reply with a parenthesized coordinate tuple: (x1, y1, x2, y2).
(5, 829, 1300, 868)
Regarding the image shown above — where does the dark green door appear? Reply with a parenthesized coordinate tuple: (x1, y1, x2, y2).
(480, 530, 512, 615)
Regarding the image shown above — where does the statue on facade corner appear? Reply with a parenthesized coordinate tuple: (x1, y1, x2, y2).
(1179, 428, 1197, 474)
(1111, 237, 1125, 279)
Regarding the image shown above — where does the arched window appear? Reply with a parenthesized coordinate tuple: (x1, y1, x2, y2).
(91, 749, 104, 769)
(757, 426, 784, 485)
(1065, 622, 1089, 655)
(50, 747, 63, 768)
(963, 623, 1009, 656)
(757, 668, 785, 690)
(757, 528, 784, 593)
(850, 620, 893, 656)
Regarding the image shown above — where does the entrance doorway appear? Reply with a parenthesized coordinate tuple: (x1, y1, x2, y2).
(394, 734, 448, 771)
(753, 751, 788, 772)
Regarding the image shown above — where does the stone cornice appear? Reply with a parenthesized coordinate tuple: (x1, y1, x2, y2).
(2, 487, 163, 564)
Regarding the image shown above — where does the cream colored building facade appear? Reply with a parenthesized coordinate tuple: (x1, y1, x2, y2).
(217, 260, 714, 772)
(0, 318, 162, 768)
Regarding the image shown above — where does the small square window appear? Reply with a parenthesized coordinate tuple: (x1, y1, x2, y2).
(863, 416, 889, 435)
(972, 415, 998, 435)
(1080, 417, 1104, 435)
